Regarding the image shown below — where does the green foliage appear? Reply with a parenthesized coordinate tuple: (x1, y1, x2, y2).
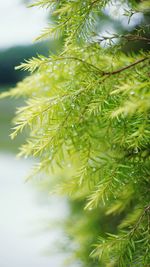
(0, 98, 25, 152)
(1, 0, 150, 266)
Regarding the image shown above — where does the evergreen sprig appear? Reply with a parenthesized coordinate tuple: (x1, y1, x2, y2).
(1, 0, 150, 266)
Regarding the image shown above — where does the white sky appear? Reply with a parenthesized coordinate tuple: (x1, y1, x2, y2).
(0, 0, 143, 50)
(0, 0, 48, 49)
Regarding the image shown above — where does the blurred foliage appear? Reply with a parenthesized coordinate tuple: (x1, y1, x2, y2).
(0, 40, 61, 87)
(0, 96, 26, 152)
(0, 40, 62, 152)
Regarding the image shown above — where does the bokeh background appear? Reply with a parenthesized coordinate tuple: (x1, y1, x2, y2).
(0, 1, 68, 267)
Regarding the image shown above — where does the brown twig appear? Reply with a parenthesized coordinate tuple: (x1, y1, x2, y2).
(104, 57, 149, 76)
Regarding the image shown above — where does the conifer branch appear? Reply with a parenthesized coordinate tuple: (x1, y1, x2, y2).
(1, 0, 150, 266)
(56, 56, 103, 73)
(104, 57, 149, 76)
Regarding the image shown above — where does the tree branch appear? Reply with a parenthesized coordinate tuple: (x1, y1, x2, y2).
(54, 56, 149, 78)
(104, 57, 149, 76)
(56, 56, 103, 73)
